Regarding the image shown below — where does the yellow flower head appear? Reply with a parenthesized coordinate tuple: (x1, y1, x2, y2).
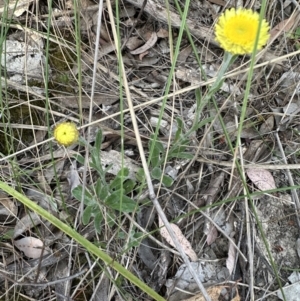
(54, 122, 79, 147)
(215, 8, 270, 55)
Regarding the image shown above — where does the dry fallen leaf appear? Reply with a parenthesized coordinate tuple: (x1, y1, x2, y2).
(139, 51, 149, 60)
(14, 237, 51, 259)
(125, 36, 144, 50)
(13, 212, 43, 238)
(182, 286, 223, 301)
(231, 289, 241, 301)
(206, 225, 218, 245)
(246, 168, 276, 191)
(67, 160, 81, 191)
(98, 150, 140, 179)
(269, 14, 296, 41)
(156, 28, 169, 38)
(159, 218, 197, 261)
(226, 232, 236, 275)
(0, 0, 33, 17)
(130, 32, 158, 55)
(297, 238, 300, 258)
(259, 115, 274, 135)
(0, 191, 17, 220)
(177, 45, 192, 63)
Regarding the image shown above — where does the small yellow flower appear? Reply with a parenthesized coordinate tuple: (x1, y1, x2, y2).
(215, 8, 270, 55)
(54, 122, 79, 147)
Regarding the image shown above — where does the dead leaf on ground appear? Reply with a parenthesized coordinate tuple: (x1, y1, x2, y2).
(269, 14, 297, 40)
(13, 212, 43, 238)
(0, 192, 17, 222)
(139, 51, 149, 60)
(159, 218, 198, 261)
(259, 115, 274, 135)
(246, 168, 276, 191)
(130, 32, 158, 55)
(120, 5, 136, 18)
(125, 36, 144, 50)
(67, 160, 81, 191)
(0, 0, 33, 17)
(232, 289, 241, 301)
(206, 225, 218, 245)
(177, 45, 192, 64)
(182, 286, 223, 301)
(96, 149, 140, 179)
(14, 237, 51, 259)
(157, 28, 169, 38)
(296, 238, 300, 258)
(226, 232, 236, 275)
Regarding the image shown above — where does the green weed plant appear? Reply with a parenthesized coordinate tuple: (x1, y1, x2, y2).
(72, 129, 137, 233)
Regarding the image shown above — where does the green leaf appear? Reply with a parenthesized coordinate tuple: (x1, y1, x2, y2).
(103, 163, 113, 174)
(109, 175, 122, 191)
(95, 178, 102, 197)
(77, 136, 88, 147)
(118, 231, 126, 239)
(95, 178, 109, 201)
(194, 117, 213, 130)
(140, 198, 151, 205)
(130, 232, 144, 247)
(89, 162, 98, 171)
(91, 148, 102, 174)
(151, 167, 162, 180)
(96, 178, 109, 200)
(105, 191, 136, 212)
(170, 152, 193, 160)
(150, 143, 160, 168)
(72, 186, 95, 206)
(106, 211, 116, 227)
(123, 179, 136, 194)
(289, 27, 300, 39)
(116, 167, 129, 178)
(162, 175, 173, 187)
(1, 228, 14, 240)
(94, 212, 103, 233)
(148, 137, 164, 168)
(94, 129, 103, 151)
(195, 87, 202, 107)
(295, 27, 300, 38)
(136, 168, 145, 182)
(168, 145, 187, 158)
(73, 154, 85, 165)
(99, 184, 109, 200)
(82, 205, 93, 225)
(109, 168, 130, 190)
(168, 139, 190, 159)
(174, 117, 184, 143)
(150, 135, 165, 152)
(118, 231, 143, 248)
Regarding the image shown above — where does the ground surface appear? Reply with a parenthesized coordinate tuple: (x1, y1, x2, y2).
(0, 0, 300, 301)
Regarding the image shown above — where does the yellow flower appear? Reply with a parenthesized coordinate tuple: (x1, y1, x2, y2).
(54, 122, 79, 147)
(215, 8, 270, 55)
